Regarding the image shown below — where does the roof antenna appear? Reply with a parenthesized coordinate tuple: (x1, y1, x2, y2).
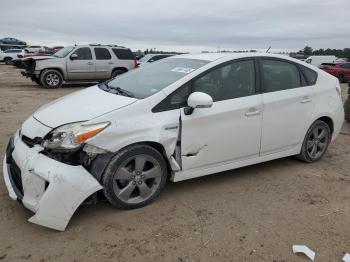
(266, 46, 271, 53)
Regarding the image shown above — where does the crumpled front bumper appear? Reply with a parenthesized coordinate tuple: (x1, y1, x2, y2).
(3, 132, 103, 231)
(21, 70, 40, 78)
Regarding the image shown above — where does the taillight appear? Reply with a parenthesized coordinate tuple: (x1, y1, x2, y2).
(134, 60, 140, 68)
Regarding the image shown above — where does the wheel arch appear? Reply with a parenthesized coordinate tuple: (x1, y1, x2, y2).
(112, 67, 128, 73)
(40, 67, 65, 80)
(316, 116, 334, 134)
(90, 141, 172, 182)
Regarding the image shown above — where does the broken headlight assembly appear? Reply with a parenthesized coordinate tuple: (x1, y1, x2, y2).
(43, 121, 110, 150)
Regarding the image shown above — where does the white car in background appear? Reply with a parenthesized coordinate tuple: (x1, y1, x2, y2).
(24, 45, 46, 53)
(139, 53, 175, 66)
(4, 53, 344, 231)
(305, 55, 344, 67)
(0, 49, 23, 64)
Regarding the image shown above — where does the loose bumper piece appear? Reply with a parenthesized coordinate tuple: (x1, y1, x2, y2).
(3, 133, 102, 231)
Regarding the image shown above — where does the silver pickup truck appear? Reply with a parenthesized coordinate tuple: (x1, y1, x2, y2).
(22, 44, 138, 88)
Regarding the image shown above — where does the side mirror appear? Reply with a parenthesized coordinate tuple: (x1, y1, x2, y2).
(184, 92, 213, 115)
(70, 54, 78, 60)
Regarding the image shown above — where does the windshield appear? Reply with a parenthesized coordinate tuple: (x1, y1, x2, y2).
(54, 46, 74, 58)
(105, 58, 209, 98)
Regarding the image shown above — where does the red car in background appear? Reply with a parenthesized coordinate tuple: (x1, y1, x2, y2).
(319, 62, 350, 82)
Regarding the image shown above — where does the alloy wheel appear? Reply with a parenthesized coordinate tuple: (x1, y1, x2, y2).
(306, 125, 329, 159)
(46, 73, 60, 87)
(113, 154, 162, 204)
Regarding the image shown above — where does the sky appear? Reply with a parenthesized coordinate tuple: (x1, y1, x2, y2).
(0, 0, 349, 53)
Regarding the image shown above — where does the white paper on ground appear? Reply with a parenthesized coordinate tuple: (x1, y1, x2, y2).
(343, 253, 350, 262)
(292, 245, 316, 261)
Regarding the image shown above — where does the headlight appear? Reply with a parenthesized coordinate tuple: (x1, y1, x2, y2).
(43, 121, 110, 149)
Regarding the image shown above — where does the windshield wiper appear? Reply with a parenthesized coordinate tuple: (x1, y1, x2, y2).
(98, 83, 135, 98)
(111, 86, 135, 98)
(98, 82, 109, 91)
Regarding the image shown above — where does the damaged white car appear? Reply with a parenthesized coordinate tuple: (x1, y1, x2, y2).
(3, 53, 344, 231)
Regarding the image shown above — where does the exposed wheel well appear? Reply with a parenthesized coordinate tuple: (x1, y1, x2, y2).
(90, 141, 173, 182)
(140, 142, 172, 174)
(317, 116, 334, 134)
(126, 142, 172, 178)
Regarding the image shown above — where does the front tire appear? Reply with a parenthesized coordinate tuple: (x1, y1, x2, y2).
(4, 57, 12, 64)
(102, 144, 168, 209)
(297, 120, 331, 162)
(40, 69, 63, 88)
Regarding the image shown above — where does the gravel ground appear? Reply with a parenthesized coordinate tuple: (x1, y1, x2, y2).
(0, 64, 349, 262)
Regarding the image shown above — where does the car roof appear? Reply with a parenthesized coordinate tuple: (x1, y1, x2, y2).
(174, 52, 297, 62)
(66, 45, 130, 50)
(146, 53, 176, 57)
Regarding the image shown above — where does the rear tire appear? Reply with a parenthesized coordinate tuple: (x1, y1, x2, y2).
(111, 69, 126, 79)
(4, 57, 12, 64)
(40, 69, 63, 88)
(338, 74, 345, 83)
(297, 120, 331, 163)
(102, 144, 168, 209)
(344, 97, 350, 122)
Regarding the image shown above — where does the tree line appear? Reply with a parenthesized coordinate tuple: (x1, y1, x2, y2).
(299, 46, 350, 59)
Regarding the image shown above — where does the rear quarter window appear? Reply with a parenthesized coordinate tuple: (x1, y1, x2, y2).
(112, 49, 135, 60)
(300, 65, 318, 85)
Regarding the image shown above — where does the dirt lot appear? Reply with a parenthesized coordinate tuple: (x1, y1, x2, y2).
(0, 64, 349, 262)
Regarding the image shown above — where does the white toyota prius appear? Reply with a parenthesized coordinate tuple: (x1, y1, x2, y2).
(3, 53, 344, 230)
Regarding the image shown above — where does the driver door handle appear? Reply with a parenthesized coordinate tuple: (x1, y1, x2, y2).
(87, 62, 93, 65)
(301, 96, 312, 103)
(245, 108, 260, 117)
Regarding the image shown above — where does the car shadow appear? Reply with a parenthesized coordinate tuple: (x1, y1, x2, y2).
(69, 156, 301, 230)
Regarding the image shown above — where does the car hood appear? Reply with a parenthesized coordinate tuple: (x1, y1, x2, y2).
(33, 85, 137, 128)
(23, 56, 55, 61)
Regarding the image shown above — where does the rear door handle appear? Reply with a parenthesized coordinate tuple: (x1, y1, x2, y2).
(301, 96, 312, 103)
(245, 108, 260, 117)
(108, 62, 114, 65)
(87, 62, 93, 65)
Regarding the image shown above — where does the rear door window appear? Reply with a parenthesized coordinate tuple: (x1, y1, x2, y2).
(112, 48, 135, 60)
(261, 59, 301, 92)
(94, 48, 112, 60)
